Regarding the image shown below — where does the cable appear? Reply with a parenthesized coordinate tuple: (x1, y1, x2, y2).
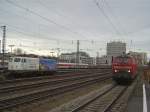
(5, 0, 87, 39)
(2, 0, 112, 44)
(0, 6, 76, 40)
(1, 21, 108, 46)
(93, 0, 122, 36)
(102, 0, 127, 36)
(38, 0, 69, 20)
(99, 0, 105, 9)
(0, 22, 80, 45)
(38, 0, 91, 38)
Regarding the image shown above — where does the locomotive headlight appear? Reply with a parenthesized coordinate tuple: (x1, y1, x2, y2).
(128, 70, 131, 73)
(115, 69, 118, 72)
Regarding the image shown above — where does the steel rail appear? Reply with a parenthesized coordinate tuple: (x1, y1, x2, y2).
(0, 72, 111, 93)
(0, 74, 112, 110)
(67, 86, 127, 112)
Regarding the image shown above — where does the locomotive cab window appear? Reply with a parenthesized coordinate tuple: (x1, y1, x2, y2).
(24, 59, 26, 63)
(114, 57, 131, 64)
(21, 59, 26, 63)
(9, 58, 13, 62)
(14, 58, 21, 62)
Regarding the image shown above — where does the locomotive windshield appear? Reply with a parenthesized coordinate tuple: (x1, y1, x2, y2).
(114, 57, 132, 64)
(14, 58, 21, 62)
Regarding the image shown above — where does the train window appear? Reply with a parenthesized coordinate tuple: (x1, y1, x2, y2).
(14, 58, 21, 62)
(114, 58, 131, 63)
(24, 59, 26, 63)
(9, 58, 13, 62)
(21, 59, 24, 63)
(21, 59, 26, 63)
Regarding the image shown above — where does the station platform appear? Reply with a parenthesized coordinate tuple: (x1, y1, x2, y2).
(145, 82, 150, 112)
(126, 81, 150, 112)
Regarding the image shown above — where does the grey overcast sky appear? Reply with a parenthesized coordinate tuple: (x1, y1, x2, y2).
(0, 0, 150, 57)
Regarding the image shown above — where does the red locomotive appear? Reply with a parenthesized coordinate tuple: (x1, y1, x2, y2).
(112, 55, 137, 83)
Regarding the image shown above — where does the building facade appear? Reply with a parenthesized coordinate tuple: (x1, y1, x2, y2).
(59, 52, 96, 65)
(96, 55, 108, 65)
(106, 41, 126, 65)
(107, 41, 126, 57)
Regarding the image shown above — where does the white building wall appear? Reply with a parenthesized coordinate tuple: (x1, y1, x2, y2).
(59, 52, 95, 65)
(107, 41, 126, 57)
(106, 41, 126, 65)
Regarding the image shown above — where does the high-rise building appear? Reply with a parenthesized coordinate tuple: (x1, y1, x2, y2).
(106, 41, 126, 65)
(107, 41, 126, 57)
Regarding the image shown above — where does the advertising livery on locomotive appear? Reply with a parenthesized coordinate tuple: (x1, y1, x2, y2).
(8, 57, 57, 71)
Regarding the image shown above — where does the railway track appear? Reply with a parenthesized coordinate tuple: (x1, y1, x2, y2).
(0, 72, 111, 97)
(0, 68, 110, 83)
(0, 71, 112, 111)
(0, 70, 111, 91)
(0, 68, 111, 79)
(74, 86, 127, 112)
(57, 67, 111, 73)
(51, 78, 137, 112)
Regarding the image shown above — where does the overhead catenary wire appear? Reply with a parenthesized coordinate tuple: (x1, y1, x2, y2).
(0, 23, 78, 45)
(5, 0, 88, 39)
(38, 0, 69, 20)
(99, 0, 105, 9)
(102, 0, 127, 36)
(0, 24, 110, 56)
(0, 7, 57, 41)
(7, 27, 106, 47)
(2, 0, 110, 55)
(0, 21, 107, 46)
(0, 24, 81, 47)
(37, 0, 87, 34)
(5, 26, 105, 52)
(93, 0, 122, 36)
(6, 24, 60, 42)
(2, 1, 114, 45)
(1, 0, 93, 42)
